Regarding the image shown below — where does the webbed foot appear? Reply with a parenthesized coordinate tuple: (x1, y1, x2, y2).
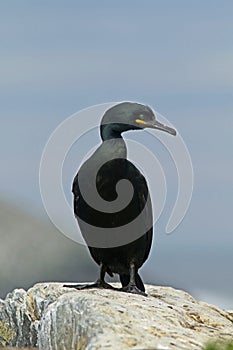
(120, 283, 147, 296)
(63, 279, 117, 290)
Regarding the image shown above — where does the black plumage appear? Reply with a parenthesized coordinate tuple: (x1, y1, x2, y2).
(64, 102, 176, 295)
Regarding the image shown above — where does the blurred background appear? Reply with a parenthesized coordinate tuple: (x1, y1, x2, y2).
(0, 1, 232, 309)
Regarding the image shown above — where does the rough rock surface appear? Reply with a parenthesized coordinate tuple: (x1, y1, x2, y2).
(0, 283, 233, 349)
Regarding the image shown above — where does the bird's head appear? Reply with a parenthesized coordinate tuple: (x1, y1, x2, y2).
(100, 102, 176, 140)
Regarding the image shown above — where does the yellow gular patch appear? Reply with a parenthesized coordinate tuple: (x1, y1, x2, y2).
(135, 119, 148, 125)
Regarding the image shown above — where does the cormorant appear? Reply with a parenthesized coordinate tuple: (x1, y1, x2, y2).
(64, 102, 176, 295)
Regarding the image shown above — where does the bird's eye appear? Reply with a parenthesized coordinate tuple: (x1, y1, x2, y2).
(139, 114, 145, 120)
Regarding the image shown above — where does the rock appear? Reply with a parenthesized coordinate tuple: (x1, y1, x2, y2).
(0, 283, 233, 349)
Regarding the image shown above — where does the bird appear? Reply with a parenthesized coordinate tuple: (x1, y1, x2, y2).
(64, 102, 176, 295)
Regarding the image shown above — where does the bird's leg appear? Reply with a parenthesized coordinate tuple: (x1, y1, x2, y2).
(95, 263, 117, 289)
(63, 263, 117, 290)
(120, 263, 147, 296)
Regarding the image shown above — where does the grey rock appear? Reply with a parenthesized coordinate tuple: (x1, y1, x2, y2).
(0, 283, 233, 349)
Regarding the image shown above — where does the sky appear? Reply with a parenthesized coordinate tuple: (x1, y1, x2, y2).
(0, 1, 233, 308)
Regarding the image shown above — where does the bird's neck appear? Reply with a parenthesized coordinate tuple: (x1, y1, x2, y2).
(100, 124, 127, 159)
(100, 123, 123, 141)
(100, 136, 127, 159)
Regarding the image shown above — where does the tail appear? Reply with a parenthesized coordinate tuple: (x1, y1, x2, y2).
(120, 272, 145, 292)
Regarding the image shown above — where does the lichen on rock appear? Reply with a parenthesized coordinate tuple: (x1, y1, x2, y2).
(0, 320, 16, 346)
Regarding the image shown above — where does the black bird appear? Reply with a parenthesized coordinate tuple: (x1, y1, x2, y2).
(64, 102, 176, 295)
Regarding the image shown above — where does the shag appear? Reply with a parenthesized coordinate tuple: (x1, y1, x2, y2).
(64, 102, 176, 295)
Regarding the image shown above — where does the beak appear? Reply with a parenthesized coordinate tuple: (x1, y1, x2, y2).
(135, 118, 176, 136)
(147, 120, 176, 136)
